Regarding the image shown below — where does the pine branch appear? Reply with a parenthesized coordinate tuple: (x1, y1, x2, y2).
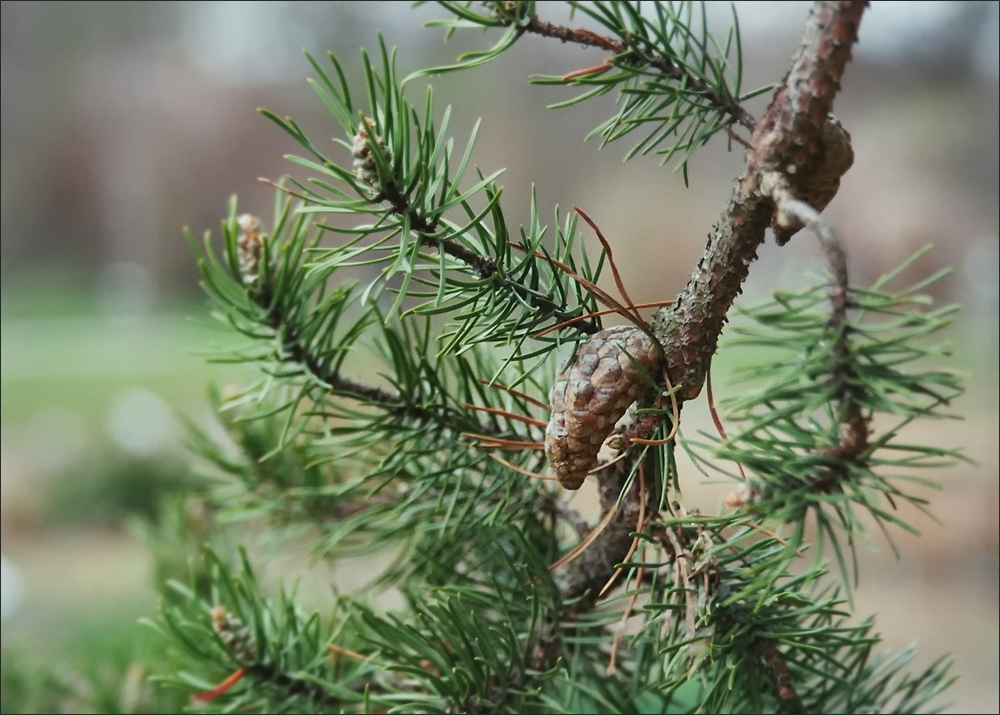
(169, 3, 965, 712)
(264, 299, 403, 406)
(651, 0, 862, 400)
(374, 178, 601, 335)
(565, 0, 865, 618)
(265, 47, 605, 341)
(430, 2, 766, 173)
(514, 11, 757, 132)
(377, 177, 498, 279)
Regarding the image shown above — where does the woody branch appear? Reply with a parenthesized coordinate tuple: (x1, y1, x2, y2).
(560, 0, 864, 607)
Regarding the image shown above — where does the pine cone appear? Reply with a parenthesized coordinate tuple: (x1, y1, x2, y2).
(211, 606, 257, 665)
(546, 326, 662, 489)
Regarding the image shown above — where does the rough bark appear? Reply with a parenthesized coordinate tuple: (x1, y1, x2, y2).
(565, 0, 865, 605)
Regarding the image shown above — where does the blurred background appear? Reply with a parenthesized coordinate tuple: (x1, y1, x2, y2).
(1, 1, 997, 712)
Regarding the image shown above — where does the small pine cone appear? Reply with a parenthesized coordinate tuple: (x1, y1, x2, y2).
(772, 117, 854, 245)
(211, 606, 257, 665)
(352, 118, 391, 188)
(545, 326, 662, 489)
(237, 214, 264, 286)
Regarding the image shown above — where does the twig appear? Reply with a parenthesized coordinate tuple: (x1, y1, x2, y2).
(599, 464, 648, 597)
(538, 493, 592, 540)
(328, 643, 374, 663)
(549, 504, 621, 573)
(476, 377, 549, 410)
(379, 175, 602, 336)
(707, 364, 747, 480)
(760, 172, 848, 323)
(756, 638, 797, 701)
(534, 300, 674, 338)
(517, 13, 757, 132)
(761, 170, 868, 468)
(574, 206, 642, 324)
(724, 125, 754, 150)
(489, 454, 558, 481)
(461, 402, 548, 429)
(379, 181, 497, 278)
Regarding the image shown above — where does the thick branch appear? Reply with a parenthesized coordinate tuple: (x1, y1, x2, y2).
(755, 638, 798, 701)
(651, 1, 863, 401)
(747, 3, 864, 180)
(559, 451, 657, 609)
(564, 0, 864, 612)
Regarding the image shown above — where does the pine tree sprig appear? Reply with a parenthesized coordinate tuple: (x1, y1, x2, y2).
(422, 2, 768, 179)
(262, 41, 610, 349)
(707, 253, 965, 591)
(163, 3, 965, 713)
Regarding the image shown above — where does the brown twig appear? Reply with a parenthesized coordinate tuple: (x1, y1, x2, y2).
(328, 643, 374, 664)
(476, 377, 549, 410)
(538, 492, 592, 540)
(707, 365, 747, 480)
(533, 300, 674, 338)
(755, 638, 797, 701)
(574, 206, 643, 324)
(489, 454, 558, 481)
(461, 402, 548, 429)
(761, 170, 868, 470)
(599, 464, 648, 597)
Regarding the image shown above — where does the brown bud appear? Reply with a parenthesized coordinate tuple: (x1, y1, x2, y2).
(237, 214, 263, 286)
(211, 606, 257, 665)
(352, 118, 391, 188)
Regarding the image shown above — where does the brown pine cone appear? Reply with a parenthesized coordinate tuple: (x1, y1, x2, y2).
(545, 326, 662, 489)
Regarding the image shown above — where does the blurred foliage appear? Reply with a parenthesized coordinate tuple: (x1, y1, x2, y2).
(1, 623, 187, 715)
(45, 458, 192, 529)
(131, 495, 231, 602)
(1, 649, 73, 715)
